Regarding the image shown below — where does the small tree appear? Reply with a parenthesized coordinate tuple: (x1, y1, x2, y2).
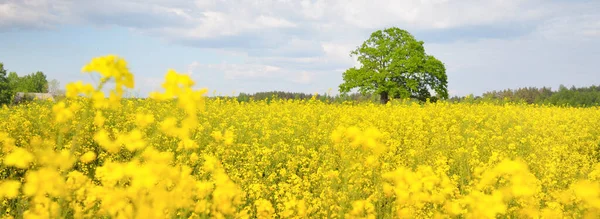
(47, 79, 64, 96)
(339, 27, 448, 104)
(0, 63, 11, 106)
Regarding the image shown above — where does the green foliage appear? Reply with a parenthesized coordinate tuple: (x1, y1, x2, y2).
(455, 85, 600, 107)
(9, 71, 48, 93)
(0, 63, 12, 106)
(7, 72, 18, 92)
(339, 27, 448, 104)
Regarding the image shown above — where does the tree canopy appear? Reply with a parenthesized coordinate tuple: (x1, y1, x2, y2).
(9, 71, 48, 93)
(0, 63, 11, 106)
(339, 27, 448, 104)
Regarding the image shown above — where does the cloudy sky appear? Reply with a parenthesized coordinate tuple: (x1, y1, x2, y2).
(0, 0, 599, 97)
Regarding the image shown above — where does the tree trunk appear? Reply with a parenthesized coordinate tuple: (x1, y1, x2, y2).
(380, 92, 389, 104)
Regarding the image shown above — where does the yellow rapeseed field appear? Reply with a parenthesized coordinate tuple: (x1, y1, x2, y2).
(1, 55, 600, 218)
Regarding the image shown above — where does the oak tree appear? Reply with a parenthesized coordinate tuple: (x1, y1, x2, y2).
(339, 27, 448, 104)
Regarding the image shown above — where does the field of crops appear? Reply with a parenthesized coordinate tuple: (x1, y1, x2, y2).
(1, 55, 600, 218)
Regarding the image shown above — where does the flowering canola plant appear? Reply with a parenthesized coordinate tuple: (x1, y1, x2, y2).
(1, 55, 600, 218)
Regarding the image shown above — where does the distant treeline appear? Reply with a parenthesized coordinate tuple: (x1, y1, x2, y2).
(207, 91, 379, 103)
(212, 84, 600, 107)
(449, 85, 600, 107)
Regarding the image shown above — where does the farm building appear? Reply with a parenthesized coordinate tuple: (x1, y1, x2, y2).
(13, 92, 55, 104)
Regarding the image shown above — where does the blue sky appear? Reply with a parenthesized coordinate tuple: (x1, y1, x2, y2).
(0, 0, 599, 97)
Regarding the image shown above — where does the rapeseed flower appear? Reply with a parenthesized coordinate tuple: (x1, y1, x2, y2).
(4, 147, 34, 169)
(0, 180, 21, 198)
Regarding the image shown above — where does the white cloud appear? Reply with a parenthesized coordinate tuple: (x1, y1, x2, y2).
(185, 61, 316, 84)
(308, 0, 553, 30)
(320, 42, 359, 66)
(220, 64, 282, 80)
(292, 71, 314, 84)
(0, 0, 67, 29)
(583, 30, 600, 37)
(3, 0, 595, 43)
(187, 61, 200, 75)
(0, 0, 571, 34)
(536, 14, 600, 40)
(255, 15, 296, 28)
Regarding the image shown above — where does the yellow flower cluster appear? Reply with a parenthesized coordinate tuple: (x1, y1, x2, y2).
(81, 54, 134, 96)
(1, 55, 600, 218)
(150, 69, 208, 151)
